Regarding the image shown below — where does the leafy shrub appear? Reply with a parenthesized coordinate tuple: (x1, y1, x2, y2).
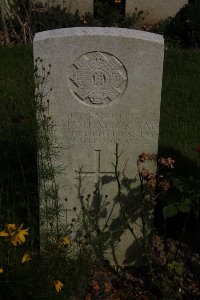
(31, 5, 82, 34)
(32, 1, 144, 32)
(153, 0, 200, 48)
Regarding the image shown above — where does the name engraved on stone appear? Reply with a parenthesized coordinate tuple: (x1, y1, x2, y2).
(58, 113, 157, 145)
(69, 51, 128, 106)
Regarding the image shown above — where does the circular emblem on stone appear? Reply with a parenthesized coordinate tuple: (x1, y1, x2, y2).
(69, 51, 128, 106)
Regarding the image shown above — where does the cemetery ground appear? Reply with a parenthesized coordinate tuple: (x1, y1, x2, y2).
(0, 45, 200, 299)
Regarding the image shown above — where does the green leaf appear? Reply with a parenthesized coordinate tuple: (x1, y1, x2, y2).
(177, 201, 191, 213)
(173, 179, 185, 192)
(167, 261, 183, 275)
(163, 204, 178, 219)
(184, 198, 191, 204)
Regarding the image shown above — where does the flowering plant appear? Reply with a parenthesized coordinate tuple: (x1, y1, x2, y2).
(0, 224, 29, 246)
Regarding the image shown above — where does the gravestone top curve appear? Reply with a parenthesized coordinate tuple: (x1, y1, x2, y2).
(34, 27, 164, 45)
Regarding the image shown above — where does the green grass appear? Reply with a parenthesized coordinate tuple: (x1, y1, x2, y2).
(0, 45, 34, 144)
(0, 46, 38, 229)
(159, 48, 200, 177)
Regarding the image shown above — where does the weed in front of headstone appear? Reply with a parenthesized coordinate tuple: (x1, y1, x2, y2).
(33, 58, 99, 299)
(34, 57, 64, 243)
(0, 59, 97, 300)
(72, 167, 120, 267)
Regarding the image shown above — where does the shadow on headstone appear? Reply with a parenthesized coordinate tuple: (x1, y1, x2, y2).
(75, 169, 154, 266)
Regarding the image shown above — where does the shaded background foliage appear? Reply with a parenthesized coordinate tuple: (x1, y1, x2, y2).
(0, 0, 200, 48)
(152, 0, 200, 48)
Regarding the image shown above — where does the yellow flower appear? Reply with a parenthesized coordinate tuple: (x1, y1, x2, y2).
(63, 236, 71, 245)
(0, 224, 16, 237)
(6, 224, 16, 232)
(54, 280, 64, 293)
(58, 236, 71, 247)
(0, 230, 9, 237)
(10, 224, 29, 246)
(0, 224, 29, 246)
(21, 252, 31, 263)
(0, 268, 3, 273)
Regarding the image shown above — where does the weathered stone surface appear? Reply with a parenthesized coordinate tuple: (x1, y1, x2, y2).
(126, 0, 188, 23)
(34, 27, 164, 266)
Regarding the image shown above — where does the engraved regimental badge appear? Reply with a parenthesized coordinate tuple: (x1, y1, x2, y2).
(69, 51, 127, 106)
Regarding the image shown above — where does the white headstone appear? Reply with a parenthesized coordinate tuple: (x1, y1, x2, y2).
(34, 27, 164, 266)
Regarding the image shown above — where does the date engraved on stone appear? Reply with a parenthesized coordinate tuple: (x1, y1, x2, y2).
(69, 51, 128, 106)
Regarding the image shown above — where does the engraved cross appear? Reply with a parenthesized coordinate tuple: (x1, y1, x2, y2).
(75, 150, 115, 191)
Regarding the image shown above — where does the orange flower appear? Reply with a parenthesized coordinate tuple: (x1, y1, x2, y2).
(138, 153, 149, 162)
(91, 280, 100, 293)
(139, 167, 149, 178)
(138, 153, 157, 163)
(159, 178, 170, 192)
(146, 174, 157, 188)
(159, 157, 175, 169)
(54, 280, 64, 293)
